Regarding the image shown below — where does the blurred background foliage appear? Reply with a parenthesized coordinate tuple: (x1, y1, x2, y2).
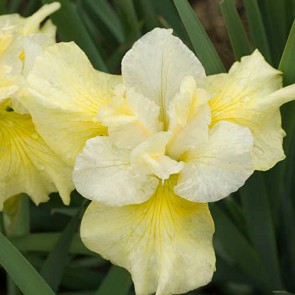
(1, 0, 295, 294)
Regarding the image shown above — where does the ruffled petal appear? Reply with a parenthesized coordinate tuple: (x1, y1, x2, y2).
(98, 86, 161, 149)
(81, 178, 215, 295)
(206, 49, 295, 170)
(175, 121, 254, 202)
(122, 28, 205, 128)
(0, 105, 74, 210)
(21, 2, 60, 37)
(23, 42, 121, 165)
(167, 76, 211, 159)
(131, 132, 184, 180)
(73, 136, 158, 206)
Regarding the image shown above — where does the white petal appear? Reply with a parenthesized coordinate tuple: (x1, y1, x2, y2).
(81, 179, 215, 295)
(167, 77, 211, 159)
(73, 136, 158, 206)
(175, 121, 254, 202)
(122, 28, 205, 127)
(131, 132, 184, 180)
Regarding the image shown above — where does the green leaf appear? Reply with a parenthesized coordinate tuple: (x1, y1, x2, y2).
(0, 0, 6, 14)
(83, 0, 125, 43)
(279, 20, 295, 86)
(8, 0, 22, 13)
(113, 0, 140, 40)
(210, 204, 269, 291)
(240, 173, 283, 289)
(258, 0, 287, 66)
(0, 232, 55, 295)
(10, 233, 93, 255)
(220, 0, 252, 59)
(40, 204, 87, 292)
(243, 0, 272, 63)
(173, 0, 225, 75)
(3, 194, 30, 237)
(42, 0, 108, 71)
(137, 0, 159, 31)
(94, 265, 132, 295)
(150, 0, 188, 41)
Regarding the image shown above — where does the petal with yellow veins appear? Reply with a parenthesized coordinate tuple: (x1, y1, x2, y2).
(175, 121, 254, 203)
(81, 177, 215, 295)
(207, 49, 295, 170)
(23, 42, 121, 166)
(122, 28, 205, 128)
(0, 103, 74, 210)
(73, 136, 158, 206)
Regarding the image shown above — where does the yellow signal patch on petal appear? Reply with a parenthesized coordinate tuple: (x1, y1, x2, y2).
(0, 101, 73, 210)
(81, 177, 215, 295)
(206, 49, 295, 170)
(24, 42, 121, 166)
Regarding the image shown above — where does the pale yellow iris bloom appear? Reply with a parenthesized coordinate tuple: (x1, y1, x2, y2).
(0, 3, 73, 209)
(23, 27, 295, 294)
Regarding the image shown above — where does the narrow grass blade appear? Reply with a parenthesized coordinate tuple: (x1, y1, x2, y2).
(173, 0, 225, 75)
(137, 0, 159, 31)
(83, 0, 125, 43)
(150, 0, 188, 41)
(10, 233, 93, 255)
(8, 0, 22, 13)
(95, 265, 132, 295)
(113, 0, 140, 40)
(279, 20, 295, 86)
(42, 0, 108, 71)
(0, 0, 6, 14)
(40, 203, 88, 292)
(258, 0, 287, 66)
(240, 173, 283, 289)
(23, 0, 42, 16)
(210, 204, 269, 291)
(0, 232, 55, 295)
(220, 0, 252, 59)
(243, 0, 272, 63)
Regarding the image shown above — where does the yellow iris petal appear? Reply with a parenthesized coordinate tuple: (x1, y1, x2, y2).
(207, 49, 295, 170)
(24, 42, 121, 166)
(0, 102, 73, 209)
(81, 177, 215, 295)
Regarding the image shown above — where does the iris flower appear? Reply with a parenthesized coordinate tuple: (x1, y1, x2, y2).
(23, 28, 295, 294)
(0, 3, 73, 210)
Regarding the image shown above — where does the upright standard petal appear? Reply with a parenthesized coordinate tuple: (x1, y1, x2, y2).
(81, 177, 215, 295)
(73, 136, 158, 206)
(167, 77, 212, 159)
(0, 102, 74, 209)
(175, 121, 254, 202)
(24, 42, 121, 166)
(122, 28, 205, 128)
(206, 49, 295, 170)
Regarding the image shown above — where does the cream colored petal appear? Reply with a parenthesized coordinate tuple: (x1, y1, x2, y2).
(206, 50, 294, 170)
(81, 178, 215, 295)
(21, 2, 60, 36)
(0, 106, 74, 210)
(131, 132, 184, 180)
(73, 136, 158, 206)
(23, 42, 121, 166)
(0, 66, 19, 102)
(122, 28, 205, 127)
(98, 87, 161, 149)
(167, 77, 211, 159)
(175, 121, 254, 202)
(210, 56, 295, 170)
